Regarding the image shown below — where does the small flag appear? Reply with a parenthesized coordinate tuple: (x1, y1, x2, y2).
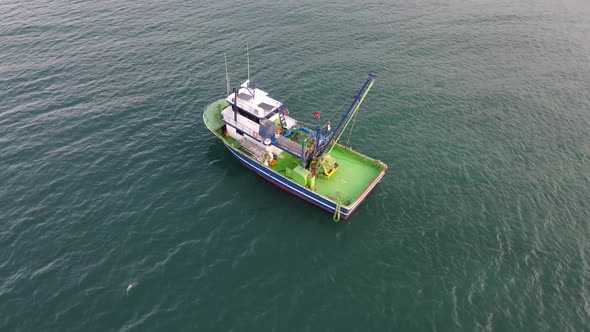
(313, 112, 320, 118)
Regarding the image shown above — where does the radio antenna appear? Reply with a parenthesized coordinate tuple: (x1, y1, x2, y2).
(247, 43, 250, 84)
(224, 53, 231, 95)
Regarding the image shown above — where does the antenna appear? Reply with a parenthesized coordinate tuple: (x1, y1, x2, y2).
(224, 53, 231, 95)
(246, 43, 256, 98)
(246, 43, 250, 84)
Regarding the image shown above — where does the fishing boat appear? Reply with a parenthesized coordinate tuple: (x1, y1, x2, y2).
(203, 69, 387, 220)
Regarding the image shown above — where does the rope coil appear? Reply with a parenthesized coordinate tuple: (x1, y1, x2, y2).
(333, 202, 342, 222)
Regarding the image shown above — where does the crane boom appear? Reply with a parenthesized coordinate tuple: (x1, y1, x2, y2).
(312, 73, 377, 159)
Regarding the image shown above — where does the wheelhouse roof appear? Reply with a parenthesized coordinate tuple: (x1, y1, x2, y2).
(225, 80, 282, 118)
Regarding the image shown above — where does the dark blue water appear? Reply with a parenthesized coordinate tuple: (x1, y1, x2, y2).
(1, 0, 590, 330)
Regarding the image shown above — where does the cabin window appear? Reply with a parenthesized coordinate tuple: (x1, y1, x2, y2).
(236, 108, 260, 124)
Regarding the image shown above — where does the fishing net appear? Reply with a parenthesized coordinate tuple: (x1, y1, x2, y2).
(315, 154, 336, 171)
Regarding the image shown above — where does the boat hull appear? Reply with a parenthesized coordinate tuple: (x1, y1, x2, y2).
(203, 98, 386, 221)
(223, 141, 385, 220)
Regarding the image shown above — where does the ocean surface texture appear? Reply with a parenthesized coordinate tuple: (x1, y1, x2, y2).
(1, 0, 589, 331)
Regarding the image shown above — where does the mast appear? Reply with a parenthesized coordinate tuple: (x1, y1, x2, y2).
(246, 43, 250, 84)
(224, 53, 231, 96)
(245, 44, 256, 99)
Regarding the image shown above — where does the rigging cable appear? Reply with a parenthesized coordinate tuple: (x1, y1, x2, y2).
(345, 105, 361, 147)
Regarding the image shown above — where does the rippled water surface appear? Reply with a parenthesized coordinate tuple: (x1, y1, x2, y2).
(1, 0, 590, 330)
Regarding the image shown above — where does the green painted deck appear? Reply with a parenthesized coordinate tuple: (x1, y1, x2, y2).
(203, 99, 228, 134)
(204, 100, 387, 207)
(313, 145, 384, 205)
(269, 147, 384, 205)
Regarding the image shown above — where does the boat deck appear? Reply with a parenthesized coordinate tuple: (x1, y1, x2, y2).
(203, 99, 228, 133)
(204, 99, 386, 207)
(270, 146, 383, 206)
(238, 138, 266, 160)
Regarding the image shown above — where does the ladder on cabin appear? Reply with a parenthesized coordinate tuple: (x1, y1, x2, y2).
(278, 109, 288, 129)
